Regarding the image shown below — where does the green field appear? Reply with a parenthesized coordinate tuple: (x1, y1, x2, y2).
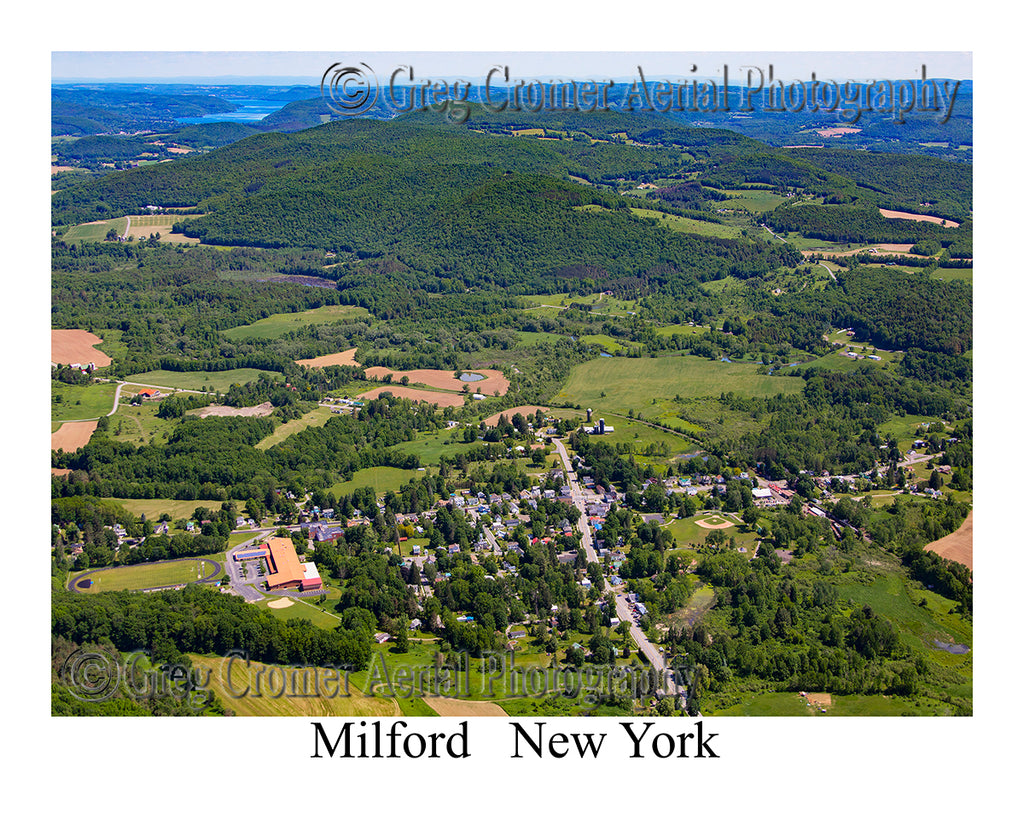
(838, 574, 973, 661)
(51, 380, 118, 422)
(256, 596, 342, 630)
(188, 654, 401, 717)
(653, 324, 709, 338)
(390, 430, 481, 465)
(554, 355, 804, 416)
(329, 466, 425, 498)
(715, 188, 791, 212)
(221, 305, 372, 341)
(630, 207, 744, 239)
(579, 334, 636, 353)
(515, 330, 565, 347)
(112, 497, 220, 522)
(70, 558, 217, 593)
(62, 217, 128, 244)
(123, 368, 282, 392)
(255, 406, 334, 450)
(108, 399, 179, 446)
(931, 267, 973, 284)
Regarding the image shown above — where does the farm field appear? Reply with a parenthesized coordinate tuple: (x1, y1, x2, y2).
(52, 329, 112, 367)
(51, 420, 98, 452)
(255, 406, 334, 450)
(122, 368, 283, 392)
(295, 348, 360, 368)
(364, 366, 509, 396)
(70, 558, 218, 593)
(187, 654, 401, 717)
(61, 217, 127, 244)
(52, 380, 118, 422)
(879, 208, 960, 227)
(222, 305, 371, 341)
(925, 510, 973, 570)
(357, 385, 466, 407)
(553, 354, 804, 416)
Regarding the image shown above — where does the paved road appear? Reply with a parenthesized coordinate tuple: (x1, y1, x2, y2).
(551, 438, 597, 563)
(553, 437, 679, 698)
(613, 592, 680, 698)
(121, 216, 131, 240)
(818, 261, 837, 281)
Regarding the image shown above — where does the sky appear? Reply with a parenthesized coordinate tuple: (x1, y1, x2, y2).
(52, 50, 973, 84)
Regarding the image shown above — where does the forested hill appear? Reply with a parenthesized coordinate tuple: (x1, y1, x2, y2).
(51, 118, 804, 288)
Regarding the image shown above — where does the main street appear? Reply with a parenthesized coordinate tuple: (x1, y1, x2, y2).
(552, 436, 679, 698)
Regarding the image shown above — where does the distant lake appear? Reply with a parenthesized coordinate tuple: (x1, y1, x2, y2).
(176, 99, 287, 124)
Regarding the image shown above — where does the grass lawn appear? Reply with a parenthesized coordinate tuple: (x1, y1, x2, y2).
(70, 558, 217, 592)
(662, 515, 758, 551)
(221, 305, 371, 341)
(256, 596, 342, 630)
(255, 406, 334, 450)
(328, 466, 423, 498)
(553, 355, 804, 416)
(52, 381, 118, 422)
(122, 368, 283, 392)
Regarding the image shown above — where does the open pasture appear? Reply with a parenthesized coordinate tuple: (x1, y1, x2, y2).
(123, 368, 282, 392)
(223, 306, 370, 341)
(328, 466, 425, 498)
(255, 406, 334, 450)
(554, 355, 804, 415)
(52, 381, 118, 422)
